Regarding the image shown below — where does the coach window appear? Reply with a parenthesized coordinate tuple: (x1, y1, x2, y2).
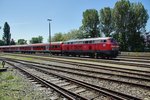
(79, 41, 82, 44)
(85, 41, 88, 44)
(89, 41, 92, 44)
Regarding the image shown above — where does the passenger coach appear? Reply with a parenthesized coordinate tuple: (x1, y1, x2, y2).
(0, 42, 62, 54)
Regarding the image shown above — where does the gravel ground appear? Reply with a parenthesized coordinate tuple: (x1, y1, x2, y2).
(41, 64, 150, 85)
(1, 56, 150, 99)
(43, 67, 150, 100)
(2, 55, 150, 71)
(26, 60, 150, 87)
(19, 63, 113, 100)
(18, 61, 150, 99)
(16, 57, 150, 75)
(0, 64, 67, 100)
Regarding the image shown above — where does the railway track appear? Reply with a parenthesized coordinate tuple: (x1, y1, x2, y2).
(3, 57, 150, 89)
(4, 58, 142, 100)
(2, 53, 150, 68)
(52, 55, 150, 68)
(1, 54, 150, 73)
(1, 54, 150, 78)
(6, 61, 87, 100)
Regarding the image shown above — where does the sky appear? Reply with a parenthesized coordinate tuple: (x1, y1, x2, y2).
(0, 0, 150, 43)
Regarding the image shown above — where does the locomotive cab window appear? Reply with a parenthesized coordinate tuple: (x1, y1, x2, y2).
(94, 40, 101, 43)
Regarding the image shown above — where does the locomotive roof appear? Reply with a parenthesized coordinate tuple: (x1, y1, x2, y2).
(65, 37, 112, 43)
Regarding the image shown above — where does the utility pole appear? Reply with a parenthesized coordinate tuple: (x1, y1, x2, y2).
(47, 19, 52, 55)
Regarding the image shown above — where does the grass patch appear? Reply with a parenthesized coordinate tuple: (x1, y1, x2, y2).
(0, 62, 2, 68)
(0, 55, 34, 62)
(0, 71, 42, 100)
(0, 71, 23, 100)
(5, 75, 14, 80)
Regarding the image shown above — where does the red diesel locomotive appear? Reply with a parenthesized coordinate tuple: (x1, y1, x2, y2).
(0, 37, 119, 58)
(62, 37, 119, 58)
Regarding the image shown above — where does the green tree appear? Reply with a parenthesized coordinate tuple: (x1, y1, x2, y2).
(75, 26, 95, 39)
(113, 0, 149, 51)
(10, 39, 16, 45)
(128, 2, 149, 51)
(17, 39, 27, 44)
(3, 22, 11, 45)
(82, 9, 100, 38)
(52, 32, 64, 42)
(63, 29, 83, 40)
(0, 40, 4, 46)
(52, 29, 87, 42)
(113, 0, 131, 51)
(99, 7, 114, 37)
(30, 36, 43, 44)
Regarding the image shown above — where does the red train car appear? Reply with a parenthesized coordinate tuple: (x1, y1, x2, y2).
(0, 37, 119, 58)
(62, 37, 119, 58)
(0, 42, 62, 54)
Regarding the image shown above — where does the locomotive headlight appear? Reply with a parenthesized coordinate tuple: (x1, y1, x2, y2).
(103, 44, 106, 47)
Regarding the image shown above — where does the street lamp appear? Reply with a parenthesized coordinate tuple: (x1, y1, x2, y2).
(47, 19, 52, 55)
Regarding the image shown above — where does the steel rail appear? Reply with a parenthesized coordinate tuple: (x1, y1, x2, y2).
(1, 57, 150, 88)
(3, 53, 150, 68)
(1, 55, 150, 75)
(5, 59, 141, 100)
(6, 61, 88, 100)
(8, 58, 150, 81)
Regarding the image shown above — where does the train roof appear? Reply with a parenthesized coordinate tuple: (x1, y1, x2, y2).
(0, 41, 63, 48)
(64, 37, 112, 43)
